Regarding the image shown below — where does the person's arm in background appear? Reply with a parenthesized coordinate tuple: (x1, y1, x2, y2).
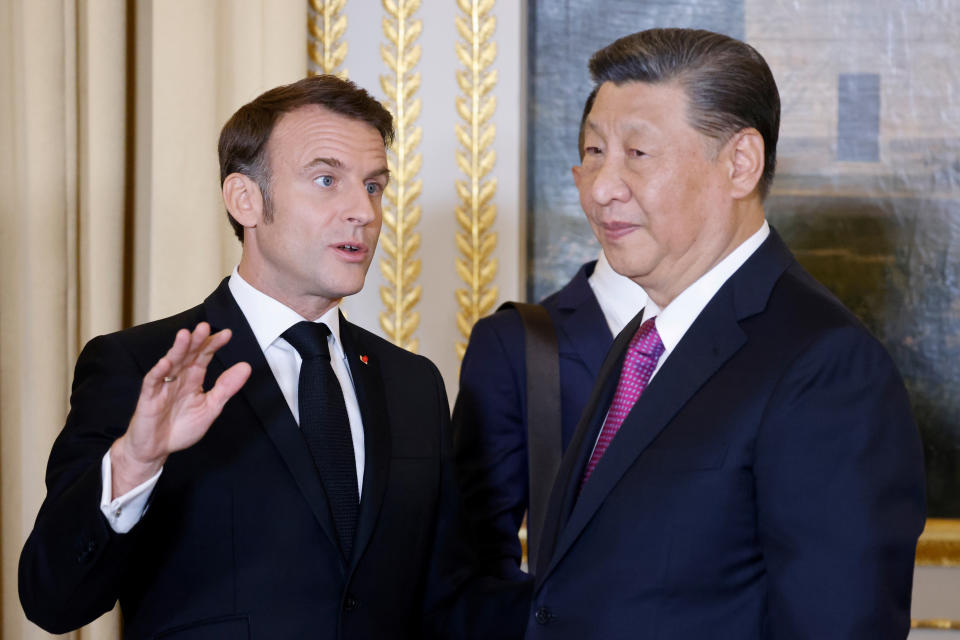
(452, 311, 530, 580)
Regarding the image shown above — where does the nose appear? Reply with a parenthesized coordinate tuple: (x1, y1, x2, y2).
(590, 155, 630, 205)
(345, 183, 379, 226)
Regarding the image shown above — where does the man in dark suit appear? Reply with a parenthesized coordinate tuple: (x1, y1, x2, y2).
(527, 29, 926, 639)
(19, 75, 528, 639)
(453, 89, 646, 580)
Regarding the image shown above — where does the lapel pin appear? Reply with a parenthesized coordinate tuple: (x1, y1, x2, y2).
(359, 355, 369, 365)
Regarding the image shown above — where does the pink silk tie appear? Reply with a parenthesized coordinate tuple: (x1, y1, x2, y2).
(581, 316, 664, 488)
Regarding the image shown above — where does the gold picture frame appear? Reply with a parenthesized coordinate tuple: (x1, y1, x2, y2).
(916, 518, 960, 567)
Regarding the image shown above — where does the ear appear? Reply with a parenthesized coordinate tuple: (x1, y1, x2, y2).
(727, 128, 765, 200)
(222, 172, 264, 229)
(571, 164, 583, 190)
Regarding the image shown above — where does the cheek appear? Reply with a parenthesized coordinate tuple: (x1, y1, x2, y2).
(576, 171, 597, 205)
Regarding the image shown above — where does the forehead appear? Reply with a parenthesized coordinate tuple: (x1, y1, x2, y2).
(587, 80, 697, 139)
(267, 104, 386, 170)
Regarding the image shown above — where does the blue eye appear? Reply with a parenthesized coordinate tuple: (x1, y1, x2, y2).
(366, 183, 381, 195)
(316, 175, 334, 187)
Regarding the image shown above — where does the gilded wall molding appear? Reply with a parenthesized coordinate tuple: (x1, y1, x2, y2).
(308, 0, 348, 77)
(916, 518, 960, 566)
(453, 0, 498, 360)
(378, 0, 423, 351)
(911, 619, 960, 630)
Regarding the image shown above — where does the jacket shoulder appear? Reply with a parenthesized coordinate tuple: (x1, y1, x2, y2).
(80, 304, 207, 373)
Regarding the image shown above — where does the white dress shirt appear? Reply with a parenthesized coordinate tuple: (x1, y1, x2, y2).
(100, 268, 366, 533)
(642, 221, 770, 380)
(587, 250, 648, 338)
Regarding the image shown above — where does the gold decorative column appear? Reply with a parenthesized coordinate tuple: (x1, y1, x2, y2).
(453, 0, 498, 359)
(378, 0, 423, 352)
(308, 0, 348, 77)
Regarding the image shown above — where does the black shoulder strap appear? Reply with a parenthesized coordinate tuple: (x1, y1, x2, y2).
(498, 301, 562, 568)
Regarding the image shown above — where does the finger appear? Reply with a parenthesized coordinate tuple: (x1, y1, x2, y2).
(179, 329, 233, 387)
(206, 361, 252, 413)
(184, 322, 213, 360)
(196, 328, 233, 367)
(141, 355, 175, 397)
(142, 329, 191, 394)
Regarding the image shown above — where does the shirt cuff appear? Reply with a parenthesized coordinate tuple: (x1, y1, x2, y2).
(100, 450, 162, 534)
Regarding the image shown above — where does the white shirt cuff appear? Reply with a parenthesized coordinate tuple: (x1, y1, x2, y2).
(100, 450, 162, 534)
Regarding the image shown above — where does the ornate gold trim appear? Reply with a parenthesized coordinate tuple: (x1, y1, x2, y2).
(453, 0, 498, 360)
(916, 518, 960, 567)
(308, 0, 348, 77)
(378, 0, 422, 352)
(911, 619, 960, 630)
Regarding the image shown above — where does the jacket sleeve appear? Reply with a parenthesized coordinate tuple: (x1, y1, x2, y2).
(451, 311, 530, 580)
(423, 358, 532, 639)
(755, 327, 926, 639)
(19, 333, 145, 633)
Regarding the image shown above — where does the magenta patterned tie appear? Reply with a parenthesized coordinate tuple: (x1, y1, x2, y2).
(581, 316, 664, 488)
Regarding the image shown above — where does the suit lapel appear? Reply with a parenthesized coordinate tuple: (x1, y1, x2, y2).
(553, 266, 612, 379)
(337, 314, 391, 569)
(536, 228, 796, 588)
(203, 281, 343, 566)
(533, 308, 642, 584)
(542, 295, 746, 581)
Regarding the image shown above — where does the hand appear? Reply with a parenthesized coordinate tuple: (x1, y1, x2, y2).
(109, 322, 251, 497)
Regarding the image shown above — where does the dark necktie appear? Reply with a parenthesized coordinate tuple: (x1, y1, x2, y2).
(282, 321, 359, 558)
(581, 316, 664, 489)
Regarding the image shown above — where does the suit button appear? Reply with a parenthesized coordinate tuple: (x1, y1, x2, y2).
(535, 606, 552, 625)
(343, 595, 359, 612)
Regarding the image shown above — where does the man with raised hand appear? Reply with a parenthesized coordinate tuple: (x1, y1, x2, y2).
(20, 74, 527, 640)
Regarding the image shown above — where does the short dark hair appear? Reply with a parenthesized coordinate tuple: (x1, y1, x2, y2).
(588, 28, 780, 198)
(218, 75, 395, 241)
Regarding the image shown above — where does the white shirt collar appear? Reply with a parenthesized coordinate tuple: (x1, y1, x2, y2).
(588, 250, 649, 337)
(649, 220, 770, 355)
(227, 267, 345, 359)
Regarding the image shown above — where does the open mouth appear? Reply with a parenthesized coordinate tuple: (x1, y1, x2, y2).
(337, 243, 363, 253)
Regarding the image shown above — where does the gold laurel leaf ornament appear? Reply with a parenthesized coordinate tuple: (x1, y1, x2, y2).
(379, 0, 423, 352)
(308, 0, 348, 78)
(454, 0, 498, 360)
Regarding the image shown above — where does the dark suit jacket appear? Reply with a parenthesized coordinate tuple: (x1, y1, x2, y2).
(452, 262, 613, 579)
(19, 279, 528, 639)
(527, 230, 926, 640)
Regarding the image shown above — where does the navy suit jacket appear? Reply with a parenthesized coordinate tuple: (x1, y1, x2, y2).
(20, 279, 529, 639)
(527, 230, 926, 640)
(453, 262, 613, 579)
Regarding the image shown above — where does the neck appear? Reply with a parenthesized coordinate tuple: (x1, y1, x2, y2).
(236, 259, 339, 321)
(642, 203, 765, 309)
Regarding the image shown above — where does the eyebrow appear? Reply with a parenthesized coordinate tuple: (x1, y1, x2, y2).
(303, 157, 390, 185)
(366, 167, 391, 186)
(586, 119, 654, 137)
(303, 157, 342, 171)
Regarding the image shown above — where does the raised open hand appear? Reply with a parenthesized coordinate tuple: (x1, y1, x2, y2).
(109, 322, 251, 497)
